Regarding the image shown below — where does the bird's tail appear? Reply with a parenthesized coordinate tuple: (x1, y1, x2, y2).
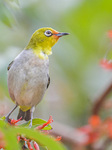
(17, 109, 31, 121)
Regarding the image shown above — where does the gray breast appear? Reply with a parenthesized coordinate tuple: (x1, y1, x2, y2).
(8, 49, 49, 108)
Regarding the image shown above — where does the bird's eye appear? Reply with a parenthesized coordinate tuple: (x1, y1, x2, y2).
(44, 30, 52, 37)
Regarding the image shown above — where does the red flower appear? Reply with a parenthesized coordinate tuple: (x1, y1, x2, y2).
(55, 136, 62, 141)
(33, 141, 40, 150)
(27, 141, 33, 150)
(100, 59, 112, 70)
(17, 136, 21, 143)
(79, 125, 100, 145)
(88, 115, 101, 128)
(78, 116, 102, 145)
(108, 30, 112, 38)
(9, 117, 22, 126)
(36, 116, 53, 130)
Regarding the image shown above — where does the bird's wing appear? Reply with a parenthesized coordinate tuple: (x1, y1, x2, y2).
(7, 61, 14, 71)
(47, 74, 50, 88)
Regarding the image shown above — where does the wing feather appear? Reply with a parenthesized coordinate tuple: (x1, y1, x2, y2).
(7, 61, 14, 71)
(47, 74, 50, 88)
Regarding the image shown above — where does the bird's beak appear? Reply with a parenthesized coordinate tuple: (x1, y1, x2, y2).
(54, 32, 69, 37)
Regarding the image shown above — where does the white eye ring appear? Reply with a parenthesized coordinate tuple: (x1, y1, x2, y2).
(44, 30, 52, 37)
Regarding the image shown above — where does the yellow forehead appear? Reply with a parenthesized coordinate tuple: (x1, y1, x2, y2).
(34, 27, 59, 35)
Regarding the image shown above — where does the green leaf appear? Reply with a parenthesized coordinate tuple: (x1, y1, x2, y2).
(0, 120, 20, 150)
(0, 116, 6, 121)
(0, 120, 6, 128)
(19, 118, 52, 130)
(3, 129, 20, 150)
(40, 146, 48, 150)
(15, 127, 66, 150)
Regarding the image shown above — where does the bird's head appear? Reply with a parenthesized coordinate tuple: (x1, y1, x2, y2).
(25, 27, 69, 58)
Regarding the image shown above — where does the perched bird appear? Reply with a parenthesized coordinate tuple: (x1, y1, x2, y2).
(6, 27, 69, 127)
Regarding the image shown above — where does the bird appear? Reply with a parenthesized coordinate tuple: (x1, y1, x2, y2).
(6, 27, 69, 127)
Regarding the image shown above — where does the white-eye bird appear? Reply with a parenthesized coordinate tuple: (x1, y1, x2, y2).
(6, 27, 69, 127)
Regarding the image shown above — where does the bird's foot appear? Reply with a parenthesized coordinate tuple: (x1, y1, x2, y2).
(5, 116, 10, 122)
(29, 121, 32, 128)
(5, 105, 18, 122)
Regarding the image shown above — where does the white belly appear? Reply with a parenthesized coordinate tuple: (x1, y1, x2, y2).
(8, 50, 49, 108)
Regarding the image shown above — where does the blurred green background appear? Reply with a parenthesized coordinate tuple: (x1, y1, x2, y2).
(0, 0, 112, 144)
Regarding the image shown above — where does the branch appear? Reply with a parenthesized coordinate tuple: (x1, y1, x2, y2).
(92, 83, 112, 115)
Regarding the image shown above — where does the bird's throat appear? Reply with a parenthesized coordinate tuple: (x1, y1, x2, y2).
(33, 48, 52, 59)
